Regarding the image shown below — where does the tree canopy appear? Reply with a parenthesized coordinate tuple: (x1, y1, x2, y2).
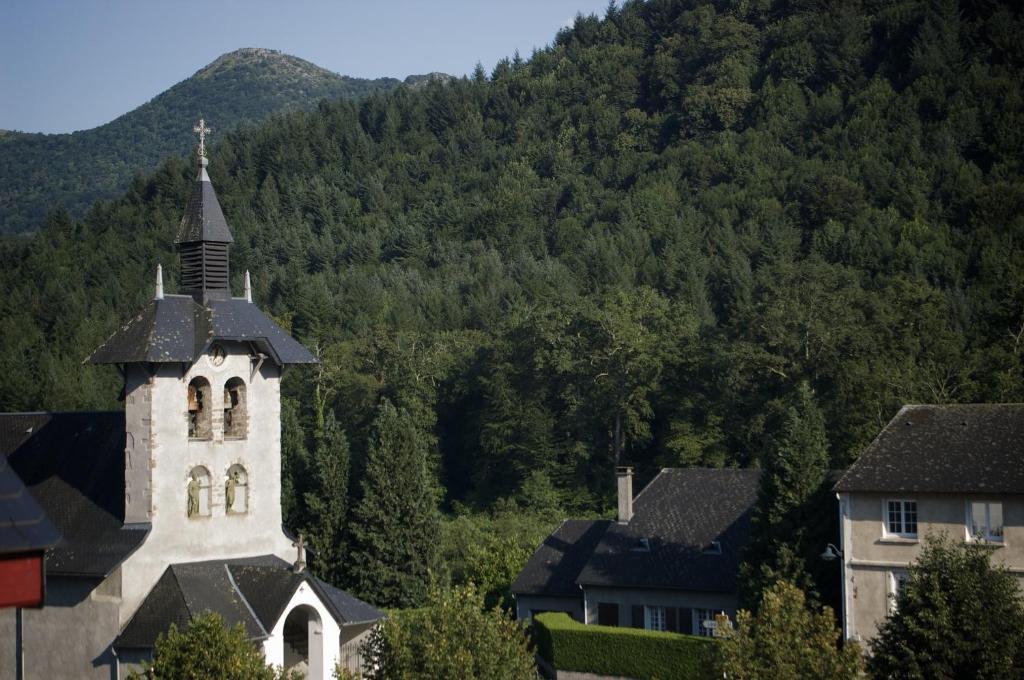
(869, 533, 1024, 679)
(358, 582, 535, 680)
(2, 0, 1023, 608)
(718, 580, 863, 680)
(130, 612, 294, 680)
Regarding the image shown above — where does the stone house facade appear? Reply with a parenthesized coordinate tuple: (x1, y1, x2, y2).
(834, 403, 1024, 643)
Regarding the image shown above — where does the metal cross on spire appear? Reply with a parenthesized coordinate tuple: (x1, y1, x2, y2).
(193, 118, 212, 158)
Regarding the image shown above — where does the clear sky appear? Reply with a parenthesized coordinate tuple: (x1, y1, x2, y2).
(0, 0, 611, 134)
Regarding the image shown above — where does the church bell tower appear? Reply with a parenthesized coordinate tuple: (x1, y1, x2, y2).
(87, 120, 317, 617)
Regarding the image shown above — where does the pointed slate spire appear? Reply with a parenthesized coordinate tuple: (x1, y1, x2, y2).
(176, 119, 233, 303)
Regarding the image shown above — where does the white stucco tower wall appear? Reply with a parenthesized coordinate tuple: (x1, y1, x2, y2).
(118, 342, 295, 623)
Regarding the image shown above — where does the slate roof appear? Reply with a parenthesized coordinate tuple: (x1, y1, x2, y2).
(87, 295, 316, 366)
(0, 412, 148, 577)
(575, 468, 761, 592)
(511, 520, 610, 597)
(835, 404, 1024, 494)
(116, 556, 384, 650)
(176, 162, 233, 244)
(0, 450, 60, 555)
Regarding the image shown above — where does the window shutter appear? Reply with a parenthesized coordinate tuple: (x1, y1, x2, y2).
(679, 608, 693, 634)
(666, 607, 679, 632)
(631, 605, 644, 628)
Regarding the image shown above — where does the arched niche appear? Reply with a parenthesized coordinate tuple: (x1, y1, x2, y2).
(283, 605, 324, 677)
(223, 377, 247, 439)
(187, 377, 212, 440)
(186, 466, 212, 517)
(225, 464, 249, 515)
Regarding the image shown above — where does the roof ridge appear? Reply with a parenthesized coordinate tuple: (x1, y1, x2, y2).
(169, 565, 194, 620)
(224, 564, 269, 639)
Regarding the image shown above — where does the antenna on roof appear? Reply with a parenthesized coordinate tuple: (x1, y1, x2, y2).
(155, 264, 164, 300)
(244, 270, 252, 303)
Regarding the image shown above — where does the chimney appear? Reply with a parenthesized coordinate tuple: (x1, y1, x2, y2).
(617, 466, 633, 523)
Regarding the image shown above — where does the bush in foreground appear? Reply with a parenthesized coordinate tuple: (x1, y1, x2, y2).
(718, 580, 862, 679)
(359, 582, 534, 680)
(130, 612, 294, 680)
(869, 533, 1024, 679)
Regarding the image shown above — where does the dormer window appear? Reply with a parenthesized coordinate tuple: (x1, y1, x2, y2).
(187, 377, 212, 439)
(223, 377, 247, 439)
(630, 537, 651, 552)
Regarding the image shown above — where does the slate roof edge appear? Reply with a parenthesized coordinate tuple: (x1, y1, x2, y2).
(224, 564, 270, 640)
(46, 524, 150, 579)
(510, 518, 579, 595)
(575, 581, 738, 594)
(114, 567, 189, 650)
(83, 301, 160, 365)
(308, 575, 384, 626)
(833, 405, 911, 493)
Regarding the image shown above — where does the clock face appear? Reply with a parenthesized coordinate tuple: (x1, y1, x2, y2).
(210, 344, 227, 367)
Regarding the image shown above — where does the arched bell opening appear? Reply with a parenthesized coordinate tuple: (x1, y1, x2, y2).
(223, 376, 247, 439)
(187, 377, 212, 439)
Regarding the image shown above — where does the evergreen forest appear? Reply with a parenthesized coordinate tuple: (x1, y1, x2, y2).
(1, 0, 1023, 606)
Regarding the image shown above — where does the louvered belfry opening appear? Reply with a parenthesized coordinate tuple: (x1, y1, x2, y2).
(179, 242, 229, 294)
(176, 154, 234, 302)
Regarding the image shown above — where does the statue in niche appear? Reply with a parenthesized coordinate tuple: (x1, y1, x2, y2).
(225, 469, 241, 512)
(187, 472, 201, 517)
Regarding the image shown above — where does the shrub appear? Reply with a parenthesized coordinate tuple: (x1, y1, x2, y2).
(717, 580, 862, 679)
(533, 612, 716, 679)
(360, 582, 535, 679)
(129, 612, 295, 679)
(869, 533, 1024, 679)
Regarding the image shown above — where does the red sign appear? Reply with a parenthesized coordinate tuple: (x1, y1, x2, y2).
(0, 553, 45, 608)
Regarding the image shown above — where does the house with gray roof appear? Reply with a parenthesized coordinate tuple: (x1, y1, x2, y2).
(512, 467, 760, 636)
(833, 403, 1024, 643)
(0, 129, 382, 679)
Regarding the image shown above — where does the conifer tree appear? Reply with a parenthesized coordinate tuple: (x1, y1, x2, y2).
(346, 400, 440, 608)
(303, 411, 350, 585)
(740, 381, 833, 609)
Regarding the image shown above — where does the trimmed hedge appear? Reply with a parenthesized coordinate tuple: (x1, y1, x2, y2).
(533, 612, 716, 679)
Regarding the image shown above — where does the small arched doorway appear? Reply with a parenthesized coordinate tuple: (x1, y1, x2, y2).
(283, 604, 324, 678)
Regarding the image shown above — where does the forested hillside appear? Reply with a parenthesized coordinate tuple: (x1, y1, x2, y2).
(2, 0, 1023, 543)
(0, 48, 417, 234)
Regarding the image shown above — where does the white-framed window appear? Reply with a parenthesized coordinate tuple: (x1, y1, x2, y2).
(888, 570, 909, 613)
(968, 501, 1004, 543)
(885, 499, 918, 538)
(644, 605, 666, 632)
(694, 609, 717, 637)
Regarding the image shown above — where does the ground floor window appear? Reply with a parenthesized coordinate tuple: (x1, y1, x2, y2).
(597, 602, 619, 626)
(888, 570, 909, 613)
(694, 609, 717, 637)
(644, 605, 666, 631)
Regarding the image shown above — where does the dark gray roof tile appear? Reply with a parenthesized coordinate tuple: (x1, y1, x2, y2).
(116, 556, 383, 650)
(835, 404, 1024, 494)
(511, 520, 610, 597)
(0, 452, 60, 554)
(575, 468, 761, 592)
(176, 168, 233, 244)
(0, 412, 148, 577)
(87, 296, 315, 366)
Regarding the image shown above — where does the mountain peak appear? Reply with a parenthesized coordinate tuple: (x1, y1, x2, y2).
(194, 48, 340, 83)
